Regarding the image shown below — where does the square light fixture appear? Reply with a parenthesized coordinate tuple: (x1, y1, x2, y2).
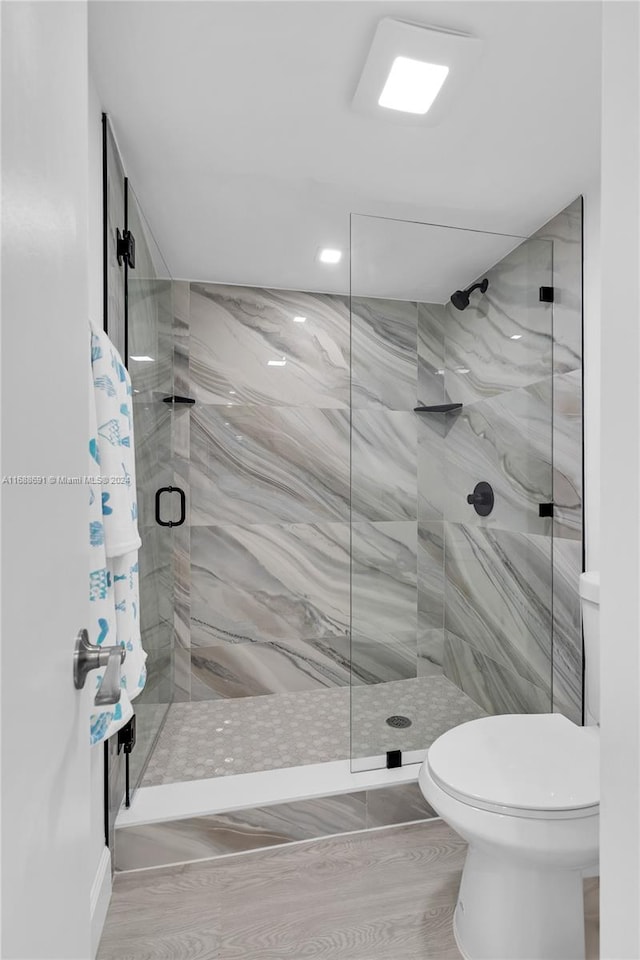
(510, 334, 523, 340)
(267, 357, 287, 367)
(129, 355, 155, 362)
(293, 315, 307, 323)
(378, 56, 449, 114)
(318, 248, 342, 264)
(352, 18, 483, 126)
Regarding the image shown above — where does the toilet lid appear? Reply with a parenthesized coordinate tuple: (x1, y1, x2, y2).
(427, 714, 599, 813)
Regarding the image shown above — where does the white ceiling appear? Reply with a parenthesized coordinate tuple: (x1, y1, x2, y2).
(89, 1, 601, 300)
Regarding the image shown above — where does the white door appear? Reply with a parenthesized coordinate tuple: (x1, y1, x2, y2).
(1, 3, 95, 957)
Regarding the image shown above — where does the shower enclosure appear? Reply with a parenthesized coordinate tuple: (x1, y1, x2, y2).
(103, 116, 583, 862)
(350, 213, 563, 773)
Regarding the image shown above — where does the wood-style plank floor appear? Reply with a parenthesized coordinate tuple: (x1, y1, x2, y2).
(98, 820, 466, 960)
(99, 819, 600, 960)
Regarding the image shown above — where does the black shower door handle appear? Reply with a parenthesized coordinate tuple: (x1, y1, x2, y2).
(155, 486, 186, 527)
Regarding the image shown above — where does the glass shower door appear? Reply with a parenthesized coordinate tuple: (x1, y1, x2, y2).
(349, 213, 554, 772)
(126, 183, 176, 790)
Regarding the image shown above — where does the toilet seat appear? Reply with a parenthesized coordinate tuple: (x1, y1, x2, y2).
(427, 713, 599, 820)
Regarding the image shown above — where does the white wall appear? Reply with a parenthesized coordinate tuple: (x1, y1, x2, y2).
(599, 3, 640, 957)
(583, 179, 601, 570)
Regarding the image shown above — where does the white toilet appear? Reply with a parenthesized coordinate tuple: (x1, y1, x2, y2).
(419, 572, 600, 960)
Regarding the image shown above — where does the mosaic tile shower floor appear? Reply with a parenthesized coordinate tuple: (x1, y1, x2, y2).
(141, 676, 486, 786)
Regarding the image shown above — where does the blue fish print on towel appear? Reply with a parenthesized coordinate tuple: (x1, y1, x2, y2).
(97, 618, 109, 645)
(89, 438, 100, 465)
(120, 403, 132, 429)
(89, 567, 111, 602)
(101, 492, 113, 515)
(114, 573, 127, 583)
(90, 521, 104, 547)
(95, 375, 116, 397)
(115, 600, 126, 612)
(90, 713, 110, 745)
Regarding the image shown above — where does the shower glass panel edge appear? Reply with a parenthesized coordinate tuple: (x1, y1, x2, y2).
(349, 213, 554, 773)
(126, 182, 176, 794)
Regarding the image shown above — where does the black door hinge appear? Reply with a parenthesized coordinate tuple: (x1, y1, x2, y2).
(117, 715, 136, 755)
(539, 286, 554, 303)
(117, 228, 136, 269)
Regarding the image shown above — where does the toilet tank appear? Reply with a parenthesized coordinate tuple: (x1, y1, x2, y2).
(580, 572, 600, 725)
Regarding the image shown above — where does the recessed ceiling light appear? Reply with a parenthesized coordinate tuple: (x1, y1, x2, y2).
(129, 355, 154, 362)
(352, 18, 482, 127)
(510, 334, 523, 340)
(378, 57, 449, 114)
(267, 357, 287, 367)
(456, 367, 470, 374)
(319, 248, 342, 264)
(293, 316, 307, 323)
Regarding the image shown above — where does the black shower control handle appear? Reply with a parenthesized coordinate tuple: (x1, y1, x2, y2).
(466, 481, 495, 517)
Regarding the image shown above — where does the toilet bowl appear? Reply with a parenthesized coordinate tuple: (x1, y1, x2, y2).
(419, 573, 601, 960)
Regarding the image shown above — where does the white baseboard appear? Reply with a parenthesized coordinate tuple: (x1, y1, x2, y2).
(90, 846, 112, 957)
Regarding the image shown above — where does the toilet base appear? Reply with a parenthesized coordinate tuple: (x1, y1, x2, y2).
(453, 845, 586, 960)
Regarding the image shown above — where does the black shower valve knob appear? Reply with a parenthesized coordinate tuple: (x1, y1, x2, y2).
(466, 481, 495, 517)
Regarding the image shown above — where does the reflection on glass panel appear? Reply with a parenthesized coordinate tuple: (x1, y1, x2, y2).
(349, 214, 554, 772)
(127, 183, 175, 790)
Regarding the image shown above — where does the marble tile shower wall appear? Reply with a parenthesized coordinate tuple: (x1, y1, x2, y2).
(433, 198, 584, 723)
(172, 197, 583, 725)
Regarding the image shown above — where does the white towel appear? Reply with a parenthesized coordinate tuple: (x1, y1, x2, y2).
(89, 323, 146, 745)
(88, 333, 133, 744)
(90, 321, 141, 557)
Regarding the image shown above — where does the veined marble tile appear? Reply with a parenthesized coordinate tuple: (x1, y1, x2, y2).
(533, 197, 583, 375)
(173, 464, 191, 702)
(550, 370, 582, 540)
(191, 523, 350, 645)
(172, 279, 190, 394)
(552, 537, 583, 724)
(350, 297, 417, 410)
(445, 236, 554, 405)
(417, 302, 447, 406)
(418, 628, 444, 677)
(189, 284, 349, 407)
(190, 405, 350, 524)
(418, 521, 444, 631)
(443, 631, 551, 716)
(417, 412, 447, 520)
(133, 399, 173, 526)
(350, 634, 417, 685)
(351, 521, 417, 645)
(351, 410, 417, 521)
(444, 523, 553, 692)
(128, 276, 173, 397)
(444, 379, 553, 535)
(115, 793, 368, 871)
(190, 636, 351, 700)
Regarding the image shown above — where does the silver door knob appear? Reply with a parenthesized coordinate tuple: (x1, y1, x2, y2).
(73, 628, 126, 705)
